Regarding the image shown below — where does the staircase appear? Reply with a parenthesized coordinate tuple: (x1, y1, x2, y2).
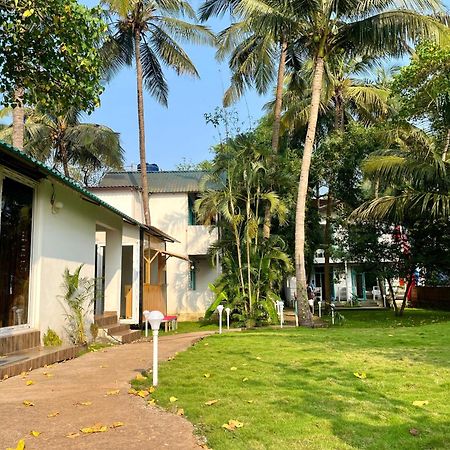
(0, 330, 77, 379)
(94, 311, 141, 344)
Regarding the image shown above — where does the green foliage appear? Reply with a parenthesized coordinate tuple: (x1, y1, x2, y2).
(197, 131, 292, 324)
(59, 264, 95, 345)
(0, 0, 106, 112)
(90, 322, 99, 342)
(43, 327, 63, 347)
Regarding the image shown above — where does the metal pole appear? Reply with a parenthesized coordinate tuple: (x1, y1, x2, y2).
(318, 301, 322, 318)
(145, 319, 148, 338)
(152, 330, 159, 386)
(280, 303, 284, 328)
(331, 305, 335, 325)
(219, 311, 222, 334)
(226, 309, 230, 330)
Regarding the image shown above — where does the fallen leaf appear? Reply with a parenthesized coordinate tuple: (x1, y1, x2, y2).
(204, 399, 219, 406)
(409, 428, 420, 436)
(247, 400, 254, 404)
(26, 380, 34, 386)
(148, 386, 156, 393)
(23, 400, 34, 407)
(412, 400, 429, 407)
(30, 430, 41, 437)
(20, 372, 27, 378)
(110, 422, 124, 428)
(353, 372, 367, 379)
(222, 419, 244, 431)
(177, 408, 184, 416)
(100, 365, 108, 368)
(106, 389, 120, 396)
(137, 390, 149, 398)
(230, 367, 237, 371)
(256, 357, 262, 360)
(135, 373, 147, 381)
(81, 423, 108, 434)
(147, 399, 156, 405)
(47, 411, 59, 418)
(204, 343, 209, 346)
(203, 373, 211, 378)
(128, 388, 137, 395)
(76, 401, 92, 406)
(242, 377, 249, 382)
(66, 432, 80, 439)
(43, 372, 53, 378)
(2, 374, 8, 380)
(169, 396, 178, 403)
(6, 439, 25, 450)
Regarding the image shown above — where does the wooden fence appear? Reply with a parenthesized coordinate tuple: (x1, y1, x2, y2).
(410, 286, 450, 310)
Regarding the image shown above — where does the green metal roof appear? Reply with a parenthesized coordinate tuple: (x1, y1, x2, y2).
(0, 140, 175, 242)
(98, 170, 214, 193)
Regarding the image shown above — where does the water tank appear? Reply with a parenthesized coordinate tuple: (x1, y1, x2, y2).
(137, 163, 159, 172)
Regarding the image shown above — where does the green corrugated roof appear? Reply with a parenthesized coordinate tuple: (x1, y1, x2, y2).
(0, 140, 175, 242)
(99, 170, 214, 193)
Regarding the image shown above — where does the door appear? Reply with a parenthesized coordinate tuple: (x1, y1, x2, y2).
(120, 245, 133, 319)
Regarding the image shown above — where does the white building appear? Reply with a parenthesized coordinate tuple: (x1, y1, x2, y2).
(91, 169, 219, 320)
(0, 141, 180, 377)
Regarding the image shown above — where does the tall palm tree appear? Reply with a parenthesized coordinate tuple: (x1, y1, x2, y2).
(0, 107, 124, 185)
(103, 0, 214, 225)
(236, 0, 448, 325)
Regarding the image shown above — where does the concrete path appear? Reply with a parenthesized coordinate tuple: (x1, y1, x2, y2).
(0, 332, 213, 449)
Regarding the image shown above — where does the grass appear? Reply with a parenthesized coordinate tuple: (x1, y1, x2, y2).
(133, 309, 450, 450)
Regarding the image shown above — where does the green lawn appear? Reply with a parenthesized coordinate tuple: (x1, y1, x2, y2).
(133, 309, 450, 449)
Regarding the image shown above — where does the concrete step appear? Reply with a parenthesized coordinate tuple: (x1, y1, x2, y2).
(94, 312, 118, 327)
(0, 330, 40, 355)
(103, 323, 130, 335)
(0, 345, 78, 379)
(111, 329, 141, 344)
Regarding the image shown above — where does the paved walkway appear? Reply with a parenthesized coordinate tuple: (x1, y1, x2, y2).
(0, 332, 213, 449)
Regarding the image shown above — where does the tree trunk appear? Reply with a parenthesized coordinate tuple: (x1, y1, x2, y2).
(387, 277, 398, 314)
(134, 30, 151, 226)
(295, 56, 325, 327)
(12, 88, 24, 150)
(271, 40, 287, 153)
(263, 40, 288, 240)
(442, 128, 450, 162)
(323, 191, 333, 304)
(398, 274, 414, 317)
(59, 142, 70, 177)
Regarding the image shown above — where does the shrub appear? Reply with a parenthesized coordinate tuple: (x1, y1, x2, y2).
(43, 327, 62, 347)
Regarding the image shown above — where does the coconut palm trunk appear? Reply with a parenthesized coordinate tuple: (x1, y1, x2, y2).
(134, 29, 151, 226)
(263, 40, 288, 240)
(295, 55, 325, 326)
(12, 88, 24, 150)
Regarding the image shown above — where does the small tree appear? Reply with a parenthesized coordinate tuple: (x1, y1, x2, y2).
(59, 265, 95, 345)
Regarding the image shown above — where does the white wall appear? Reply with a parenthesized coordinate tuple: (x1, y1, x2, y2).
(29, 179, 123, 343)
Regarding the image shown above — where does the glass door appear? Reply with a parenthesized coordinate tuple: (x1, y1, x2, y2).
(0, 176, 33, 329)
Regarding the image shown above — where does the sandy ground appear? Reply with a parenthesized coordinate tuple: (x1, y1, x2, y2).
(0, 332, 213, 449)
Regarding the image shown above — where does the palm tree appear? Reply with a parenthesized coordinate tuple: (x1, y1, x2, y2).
(0, 107, 124, 185)
(234, 0, 448, 325)
(103, 0, 214, 225)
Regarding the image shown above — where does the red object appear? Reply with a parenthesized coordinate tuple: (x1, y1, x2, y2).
(163, 315, 177, 321)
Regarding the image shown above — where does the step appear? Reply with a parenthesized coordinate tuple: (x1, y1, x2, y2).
(0, 345, 78, 379)
(103, 323, 130, 335)
(94, 312, 118, 327)
(0, 329, 40, 355)
(111, 329, 141, 344)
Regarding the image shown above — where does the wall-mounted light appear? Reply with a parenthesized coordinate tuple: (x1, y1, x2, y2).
(50, 184, 64, 214)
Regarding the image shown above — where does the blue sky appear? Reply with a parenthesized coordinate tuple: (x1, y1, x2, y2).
(83, 0, 269, 170)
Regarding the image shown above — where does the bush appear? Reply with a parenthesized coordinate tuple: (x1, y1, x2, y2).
(43, 327, 63, 347)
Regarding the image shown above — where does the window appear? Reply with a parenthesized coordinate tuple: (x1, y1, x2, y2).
(0, 176, 33, 328)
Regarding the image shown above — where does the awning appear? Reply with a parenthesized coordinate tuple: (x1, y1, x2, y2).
(148, 247, 190, 264)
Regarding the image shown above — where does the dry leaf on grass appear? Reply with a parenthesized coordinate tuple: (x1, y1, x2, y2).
(242, 377, 249, 382)
(6, 439, 25, 450)
(137, 390, 149, 398)
(412, 400, 429, 407)
(81, 423, 108, 434)
(177, 408, 184, 416)
(149, 386, 155, 393)
(222, 419, 244, 431)
(30, 430, 41, 437)
(128, 388, 137, 395)
(147, 399, 156, 405)
(203, 373, 211, 378)
(23, 400, 34, 407)
(135, 373, 147, 381)
(256, 357, 262, 360)
(247, 400, 254, 404)
(169, 396, 178, 403)
(47, 411, 59, 418)
(230, 367, 237, 371)
(353, 372, 367, 379)
(204, 399, 219, 406)
(409, 428, 420, 436)
(106, 389, 120, 396)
